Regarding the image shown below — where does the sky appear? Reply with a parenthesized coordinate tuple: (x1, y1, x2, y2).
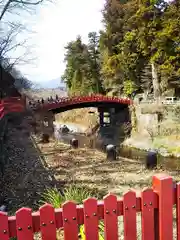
(18, 0, 105, 84)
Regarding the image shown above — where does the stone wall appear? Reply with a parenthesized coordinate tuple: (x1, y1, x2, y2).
(137, 112, 158, 134)
(34, 110, 55, 136)
(132, 103, 180, 136)
(131, 104, 158, 135)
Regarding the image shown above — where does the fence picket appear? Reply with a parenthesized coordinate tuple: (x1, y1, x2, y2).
(62, 201, 78, 240)
(0, 174, 178, 239)
(123, 191, 137, 240)
(84, 198, 99, 240)
(40, 204, 56, 240)
(141, 189, 155, 240)
(153, 174, 173, 240)
(104, 194, 118, 240)
(177, 183, 180, 240)
(0, 212, 9, 240)
(16, 208, 33, 240)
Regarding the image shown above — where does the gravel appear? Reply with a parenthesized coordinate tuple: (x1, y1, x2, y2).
(0, 118, 57, 214)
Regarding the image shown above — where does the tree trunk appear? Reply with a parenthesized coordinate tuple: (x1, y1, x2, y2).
(151, 62, 161, 99)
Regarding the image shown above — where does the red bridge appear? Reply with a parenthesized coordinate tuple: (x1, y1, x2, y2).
(32, 95, 132, 113)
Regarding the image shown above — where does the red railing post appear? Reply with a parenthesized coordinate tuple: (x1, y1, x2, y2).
(16, 208, 33, 240)
(62, 201, 78, 240)
(83, 198, 99, 240)
(0, 212, 9, 240)
(176, 182, 180, 240)
(104, 194, 118, 240)
(141, 189, 155, 240)
(152, 174, 173, 240)
(39, 204, 57, 240)
(123, 191, 137, 240)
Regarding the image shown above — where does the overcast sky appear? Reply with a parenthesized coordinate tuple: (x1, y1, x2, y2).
(17, 0, 105, 83)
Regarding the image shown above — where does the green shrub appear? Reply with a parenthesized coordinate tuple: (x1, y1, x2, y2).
(40, 185, 92, 207)
(40, 185, 104, 239)
(39, 187, 64, 208)
(63, 185, 91, 203)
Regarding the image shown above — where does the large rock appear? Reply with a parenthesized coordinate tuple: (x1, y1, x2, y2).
(60, 125, 70, 134)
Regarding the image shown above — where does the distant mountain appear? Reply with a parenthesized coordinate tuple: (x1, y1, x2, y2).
(33, 78, 66, 89)
(24, 88, 68, 100)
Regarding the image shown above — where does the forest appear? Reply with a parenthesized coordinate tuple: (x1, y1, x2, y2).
(62, 0, 180, 98)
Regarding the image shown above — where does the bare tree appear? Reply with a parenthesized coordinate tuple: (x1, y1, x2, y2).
(0, 0, 52, 91)
(0, 0, 52, 93)
(10, 67, 32, 89)
(0, 22, 35, 68)
(0, 0, 52, 68)
(0, 0, 48, 22)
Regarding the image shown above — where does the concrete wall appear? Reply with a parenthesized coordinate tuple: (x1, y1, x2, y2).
(137, 113, 158, 133)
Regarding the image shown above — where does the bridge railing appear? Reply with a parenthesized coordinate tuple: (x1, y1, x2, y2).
(29, 95, 132, 110)
(0, 174, 177, 239)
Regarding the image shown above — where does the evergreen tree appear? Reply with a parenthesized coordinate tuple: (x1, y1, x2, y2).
(62, 0, 180, 97)
(62, 33, 104, 95)
(100, 0, 139, 95)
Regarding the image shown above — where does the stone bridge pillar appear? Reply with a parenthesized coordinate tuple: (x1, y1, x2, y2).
(34, 109, 55, 136)
(98, 107, 115, 126)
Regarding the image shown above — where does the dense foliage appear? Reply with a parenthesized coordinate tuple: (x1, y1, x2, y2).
(62, 0, 180, 97)
(62, 33, 104, 95)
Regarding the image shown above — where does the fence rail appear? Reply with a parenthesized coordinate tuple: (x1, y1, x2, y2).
(0, 97, 25, 119)
(0, 97, 26, 174)
(0, 174, 177, 239)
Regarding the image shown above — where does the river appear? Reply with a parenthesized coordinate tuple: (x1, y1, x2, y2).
(53, 121, 180, 170)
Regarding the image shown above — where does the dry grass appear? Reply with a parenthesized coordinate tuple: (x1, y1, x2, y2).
(35, 136, 180, 197)
(32, 136, 180, 240)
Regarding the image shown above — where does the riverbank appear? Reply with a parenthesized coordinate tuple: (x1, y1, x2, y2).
(54, 107, 180, 158)
(54, 118, 180, 159)
(123, 133, 180, 158)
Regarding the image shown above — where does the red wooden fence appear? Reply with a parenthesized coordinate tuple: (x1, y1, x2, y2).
(0, 174, 178, 239)
(0, 97, 25, 119)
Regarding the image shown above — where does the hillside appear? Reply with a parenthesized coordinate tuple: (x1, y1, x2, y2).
(33, 78, 66, 89)
(24, 88, 67, 100)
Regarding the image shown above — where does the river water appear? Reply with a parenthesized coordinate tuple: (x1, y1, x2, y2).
(53, 122, 180, 170)
(54, 121, 101, 149)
